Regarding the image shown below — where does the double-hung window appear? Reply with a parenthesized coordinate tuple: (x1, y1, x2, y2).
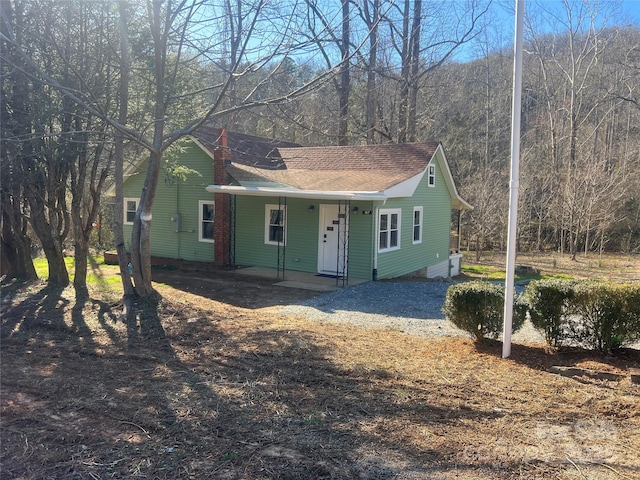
(199, 200, 215, 242)
(428, 164, 436, 187)
(124, 198, 138, 225)
(378, 208, 401, 252)
(413, 206, 423, 244)
(265, 204, 286, 245)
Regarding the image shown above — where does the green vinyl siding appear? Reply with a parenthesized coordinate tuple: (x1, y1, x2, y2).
(235, 198, 373, 280)
(374, 151, 453, 279)
(347, 202, 374, 280)
(235, 197, 318, 272)
(122, 140, 216, 262)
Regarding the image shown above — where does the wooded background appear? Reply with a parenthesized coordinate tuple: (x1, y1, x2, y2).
(2, 0, 639, 292)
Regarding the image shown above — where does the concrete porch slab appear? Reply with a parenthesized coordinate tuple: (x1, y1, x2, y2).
(274, 280, 339, 292)
(233, 266, 368, 292)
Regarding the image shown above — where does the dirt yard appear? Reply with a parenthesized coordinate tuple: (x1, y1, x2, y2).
(1, 257, 639, 479)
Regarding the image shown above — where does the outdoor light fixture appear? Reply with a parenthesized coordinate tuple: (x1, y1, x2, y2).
(352, 206, 359, 213)
(308, 205, 315, 212)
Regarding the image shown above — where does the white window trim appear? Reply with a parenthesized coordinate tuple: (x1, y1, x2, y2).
(124, 197, 138, 225)
(199, 200, 215, 243)
(412, 206, 423, 245)
(428, 164, 436, 187)
(264, 204, 287, 246)
(378, 208, 401, 253)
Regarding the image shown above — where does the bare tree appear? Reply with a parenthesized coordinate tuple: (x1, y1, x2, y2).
(0, 0, 37, 280)
(526, 0, 627, 259)
(2, 0, 370, 299)
(387, 0, 489, 142)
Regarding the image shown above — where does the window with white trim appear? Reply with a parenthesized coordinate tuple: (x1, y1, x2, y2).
(199, 200, 215, 242)
(265, 204, 286, 245)
(378, 208, 401, 252)
(428, 164, 436, 187)
(412, 206, 423, 244)
(124, 198, 138, 225)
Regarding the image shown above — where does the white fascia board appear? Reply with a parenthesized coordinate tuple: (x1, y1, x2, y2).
(206, 185, 387, 201)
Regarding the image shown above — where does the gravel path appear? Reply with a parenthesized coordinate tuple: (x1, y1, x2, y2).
(279, 280, 546, 344)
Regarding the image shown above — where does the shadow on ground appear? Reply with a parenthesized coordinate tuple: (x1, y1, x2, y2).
(151, 265, 323, 309)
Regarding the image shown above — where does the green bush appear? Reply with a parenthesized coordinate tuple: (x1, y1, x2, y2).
(569, 282, 640, 353)
(442, 281, 526, 341)
(524, 279, 577, 347)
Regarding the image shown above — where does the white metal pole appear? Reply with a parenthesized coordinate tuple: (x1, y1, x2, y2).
(502, 0, 525, 359)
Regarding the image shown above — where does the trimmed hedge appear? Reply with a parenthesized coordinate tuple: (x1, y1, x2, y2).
(524, 279, 577, 347)
(570, 281, 640, 352)
(442, 281, 526, 341)
(525, 280, 640, 353)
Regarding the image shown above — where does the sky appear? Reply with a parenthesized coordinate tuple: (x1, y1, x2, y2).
(453, 0, 640, 61)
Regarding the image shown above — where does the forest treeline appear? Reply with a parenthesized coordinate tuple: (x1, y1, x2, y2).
(1, 0, 638, 296)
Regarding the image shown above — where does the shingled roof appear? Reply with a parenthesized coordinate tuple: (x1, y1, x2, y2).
(198, 128, 469, 207)
(193, 126, 300, 169)
(226, 143, 439, 192)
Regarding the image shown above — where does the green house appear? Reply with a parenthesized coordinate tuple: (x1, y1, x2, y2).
(118, 127, 470, 282)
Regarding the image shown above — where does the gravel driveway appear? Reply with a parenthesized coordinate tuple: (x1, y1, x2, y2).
(279, 280, 546, 344)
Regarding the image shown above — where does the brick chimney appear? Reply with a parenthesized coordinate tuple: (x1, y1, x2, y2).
(213, 128, 231, 265)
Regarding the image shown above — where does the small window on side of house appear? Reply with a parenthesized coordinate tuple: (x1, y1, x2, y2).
(413, 206, 423, 244)
(378, 208, 401, 253)
(428, 164, 436, 187)
(124, 198, 138, 225)
(265, 204, 286, 245)
(199, 200, 215, 243)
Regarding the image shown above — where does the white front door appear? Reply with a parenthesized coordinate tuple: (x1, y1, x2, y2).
(318, 204, 348, 275)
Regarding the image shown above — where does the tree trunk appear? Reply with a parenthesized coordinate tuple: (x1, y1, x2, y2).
(128, 0, 167, 300)
(1, 207, 37, 280)
(570, 219, 581, 261)
(406, 0, 422, 142)
(0, 0, 37, 281)
(337, 0, 350, 145)
(114, 0, 135, 301)
(396, 0, 411, 143)
(536, 212, 543, 252)
(73, 233, 89, 299)
(27, 192, 69, 286)
(364, 0, 379, 144)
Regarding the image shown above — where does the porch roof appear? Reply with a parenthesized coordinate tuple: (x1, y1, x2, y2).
(205, 184, 387, 201)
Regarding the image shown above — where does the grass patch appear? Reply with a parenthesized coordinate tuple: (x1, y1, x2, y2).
(33, 256, 76, 278)
(460, 264, 570, 282)
(461, 251, 639, 282)
(32, 254, 122, 297)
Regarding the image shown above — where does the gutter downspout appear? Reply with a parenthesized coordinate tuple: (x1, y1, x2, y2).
(372, 199, 387, 281)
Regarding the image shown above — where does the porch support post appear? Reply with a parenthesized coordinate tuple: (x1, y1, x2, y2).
(336, 200, 350, 287)
(229, 194, 236, 267)
(276, 196, 287, 279)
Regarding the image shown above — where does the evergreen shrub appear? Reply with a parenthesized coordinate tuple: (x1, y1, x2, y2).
(569, 281, 640, 353)
(524, 279, 577, 347)
(442, 281, 525, 341)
